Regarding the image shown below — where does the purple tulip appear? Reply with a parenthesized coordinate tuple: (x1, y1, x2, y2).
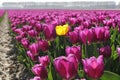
(29, 43, 39, 56)
(79, 29, 88, 44)
(69, 18, 77, 25)
(11, 27, 16, 32)
(28, 30, 38, 38)
(15, 35, 22, 42)
(38, 40, 49, 52)
(32, 64, 48, 79)
(117, 48, 120, 61)
(54, 54, 78, 80)
(94, 27, 105, 41)
(82, 21, 90, 28)
(35, 23, 42, 32)
(74, 26, 84, 31)
(43, 24, 56, 41)
(82, 55, 104, 79)
(22, 25, 32, 32)
(68, 31, 79, 44)
(99, 46, 111, 58)
(27, 50, 37, 61)
(20, 31, 27, 38)
(66, 46, 82, 62)
(29, 19, 36, 26)
(30, 76, 41, 80)
(14, 28, 23, 35)
(104, 29, 110, 41)
(21, 38, 30, 49)
(87, 29, 94, 44)
(38, 55, 50, 67)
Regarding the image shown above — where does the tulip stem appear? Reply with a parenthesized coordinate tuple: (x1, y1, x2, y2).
(85, 44, 88, 57)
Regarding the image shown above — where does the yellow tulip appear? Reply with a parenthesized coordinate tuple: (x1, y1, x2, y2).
(56, 24, 69, 36)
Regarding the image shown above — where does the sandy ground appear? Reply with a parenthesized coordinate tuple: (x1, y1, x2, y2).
(0, 13, 30, 80)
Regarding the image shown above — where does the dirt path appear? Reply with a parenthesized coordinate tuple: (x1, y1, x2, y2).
(0, 13, 30, 80)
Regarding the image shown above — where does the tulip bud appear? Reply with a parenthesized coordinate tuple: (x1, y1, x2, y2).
(68, 31, 79, 44)
(94, 27, 105, 41)
(54, 54, 78, 80)
(30, 76, 41, 80)
(43, 24, 56, 41)
(30, 19, 36, 26)
(55, 24, 69, 36)
(99, 46, 111, 58)
(14, 28, 23, 35)
(21, 38, 30, 49)
(117, 48, 120, 61)
(104, 29, 110, 41)
(79, 29, 88, 44)
(32, 64, 48, 79)
(35, 23, 42, 32)
(28, 30, 38, 38)
(22, 25, 32, 32)
(38, 55, 50, 67)
(66, 46, 82, 62)
(82, 55, 104, 79)
(38, 40, 49, 52)
(27, 50, 37, 61)
(29, 43, 39, 56)
(15, 35, 22, 42)
(69, 18, 77, 25)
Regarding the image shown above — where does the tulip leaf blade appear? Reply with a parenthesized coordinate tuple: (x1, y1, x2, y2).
(100, 71, 120, 80)
(48, 63, 53, 80)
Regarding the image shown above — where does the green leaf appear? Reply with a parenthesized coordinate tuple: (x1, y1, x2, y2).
(110, 27, 118, 43)
(100, 71, 120, 80)
(48, 63, 53, 80)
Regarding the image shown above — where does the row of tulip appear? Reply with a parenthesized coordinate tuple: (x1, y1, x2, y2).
(8, 10, 120, 80)
(0, 10, 5, 22)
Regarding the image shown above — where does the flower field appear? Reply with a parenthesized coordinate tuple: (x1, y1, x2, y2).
(6, 10, 120, 80)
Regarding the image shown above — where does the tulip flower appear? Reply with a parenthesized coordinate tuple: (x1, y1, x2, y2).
(104, 29, 110, 41)
(94, 27, 105, 41)
(30, 76, 41, 80)
(99, 46, 111, 58)
(28, 30, 38, 38)
(22, 25, 32, 32)
(43, 24, 56, 41)
(87, 29, 94, 44)
(32, 64, 48, 79)
(29, 43, 39, 56)
(82, 21, 90, 28)
(38, 40, 49, 52)
(21, 38, 30, 49)
(68, 31, 79, 44)
(82, 55, 104, 79)
(117, 48, 120, 61)
(38, 55, 50, 67)
(69, 18, 77, 25)
(15, 35, 22, 42)
(79, 29, 88, 44)
(54, 54, 78, 80)
(35, 23, 42, 32)
(66, 46, 82, 62)
(11, 27, 16, 32)
(27, 50, 37, 61)
(29, 19, 36, 26)
(14, 28, 23, 35)
(56, 24, 69, 36)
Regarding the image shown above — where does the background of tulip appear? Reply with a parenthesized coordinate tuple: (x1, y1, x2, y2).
(8, 10, 120, 80)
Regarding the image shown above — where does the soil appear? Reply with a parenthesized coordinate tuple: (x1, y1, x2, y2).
(0, 13, 31, 80)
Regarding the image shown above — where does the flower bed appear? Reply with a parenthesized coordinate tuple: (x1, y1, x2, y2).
(8, 10, 120, 80)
